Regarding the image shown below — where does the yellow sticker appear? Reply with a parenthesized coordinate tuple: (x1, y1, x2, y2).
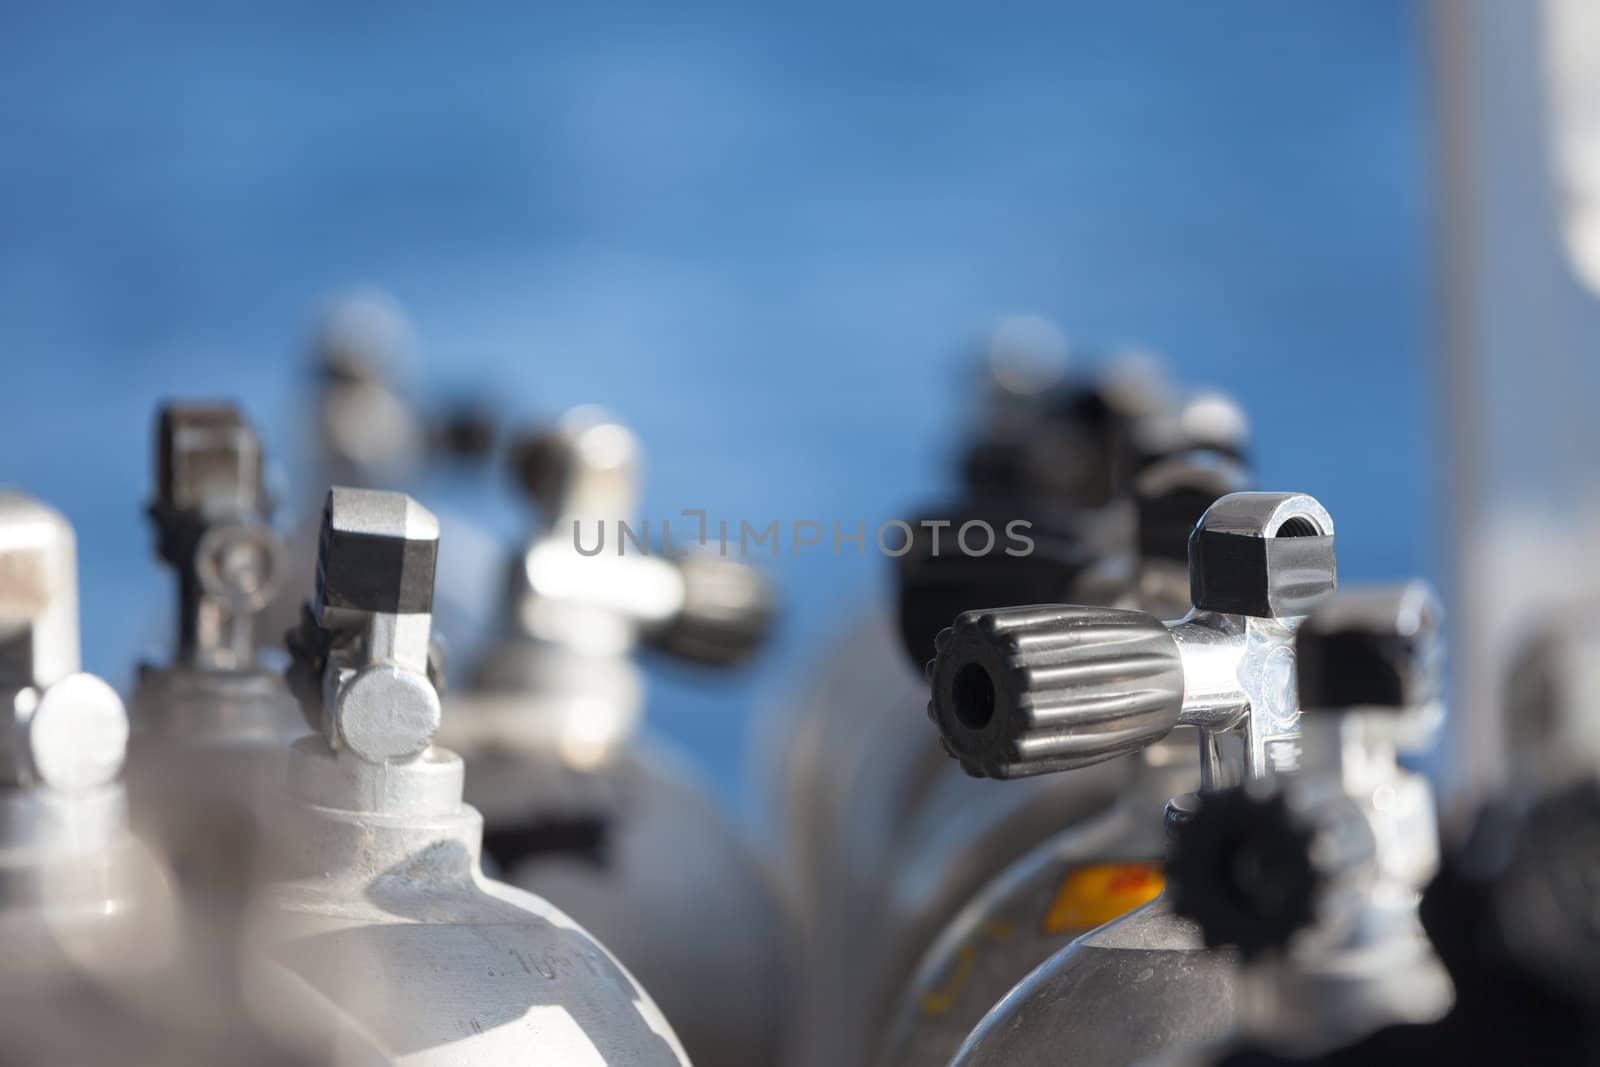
(1042, 862, 1164, 934)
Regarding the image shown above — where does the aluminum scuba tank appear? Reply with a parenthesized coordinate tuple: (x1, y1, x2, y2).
(834, 376, 1247, 903)
(1154, 581, 1452, 1064)
(869, 448, 1250, 1067)
(793, 378, 1251, 1067)
(0, 492, 251, 1063)
(926, 489, 1338, 1067)
(254, 485, 691, 1066)
(129, 403, 303, 792)
(0, 491, 145, 981)
(432, 409, 783, 1067)
(775, 338, 1193, 1067)
(847, 405, 1250, 1026)
(0, 492, 363, 1065)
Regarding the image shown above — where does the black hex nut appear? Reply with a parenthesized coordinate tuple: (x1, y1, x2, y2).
(1188, 492, 1336, 619)
(314, 488, 438, 616)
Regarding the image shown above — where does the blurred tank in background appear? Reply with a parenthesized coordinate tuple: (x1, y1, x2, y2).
(0, 491, 152, 1020)
(767, 322, 1257, 1067)
(0, 491, 333, 1065)
(438, 408, 787, 1067)
(268, 291, 503, 664)
(129, 403, 304, 822)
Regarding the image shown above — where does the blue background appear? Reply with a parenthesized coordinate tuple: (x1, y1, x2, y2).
(1, 2, 1433, 810)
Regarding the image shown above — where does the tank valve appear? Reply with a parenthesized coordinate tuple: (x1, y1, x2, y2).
(648, 551, 776, 667)
(1170, 581, 1444, 958)
(503, 408, 775, 668)
(0, 493, 128, 792)
(929, 491, 1336, 785)
(285, 486, 442, 763)
(147, 403, 279, 671)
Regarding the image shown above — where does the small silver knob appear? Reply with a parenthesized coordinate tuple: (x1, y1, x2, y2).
(288, 487, 441, 763)
(0, 492, 128, 791)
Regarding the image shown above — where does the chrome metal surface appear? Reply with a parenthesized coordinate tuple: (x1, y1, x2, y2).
(926, 490, 1334, 1067)
(0, 492, 159, 1026)
(932, 491, 1334, 789)
(1154, 583, 1453, 1066)
(949, 896, 1240, 1067)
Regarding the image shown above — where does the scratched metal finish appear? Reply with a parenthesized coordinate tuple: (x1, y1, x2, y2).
(256, 799, 691, 1066)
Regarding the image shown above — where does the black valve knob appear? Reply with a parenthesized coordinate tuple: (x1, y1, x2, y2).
(1167, 786, 1320, 959)
(926, 604, 1185, 779)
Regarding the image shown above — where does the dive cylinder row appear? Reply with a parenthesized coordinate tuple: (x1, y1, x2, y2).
(2, 303, 1591, 1067)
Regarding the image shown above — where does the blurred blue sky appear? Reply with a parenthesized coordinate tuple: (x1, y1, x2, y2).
(1, 2, 1431, 807)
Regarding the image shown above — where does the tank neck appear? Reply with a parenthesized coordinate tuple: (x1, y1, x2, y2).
(271, 737, 484, 889)
(285, 735, 464, 817)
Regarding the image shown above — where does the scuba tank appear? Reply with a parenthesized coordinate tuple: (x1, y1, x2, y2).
(839, 397, 1250, 1065)
(0, 492, 143, 1063)
(130, 402, 303, 787)
(926, 490, 1337, 1067)
(254, 485, 691, 1065)
(1157, 581, 1452, 1064)
(781, 344, 1209, 1067)
(871, 448, 1249, 1067)
(0, 491, 144, 986)
(122, 403, 335, 1059)
(0, 492, 314, 1065)
(801, 376, 1251, 1067)
(438, 408, 784, 1067)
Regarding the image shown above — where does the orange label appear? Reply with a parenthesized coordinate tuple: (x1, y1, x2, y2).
(1042, 862, 1164, 934)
